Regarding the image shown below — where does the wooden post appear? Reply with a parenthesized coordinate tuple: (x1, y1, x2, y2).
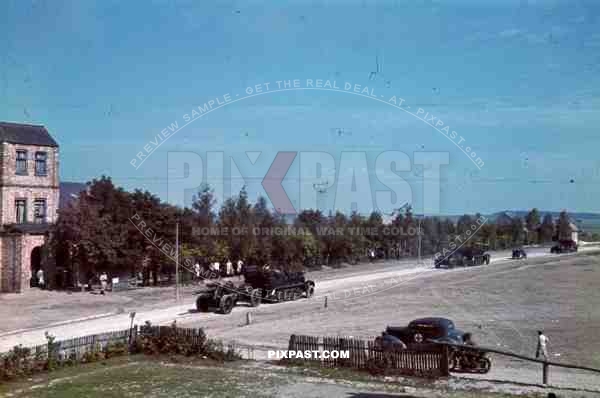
(542, 362, 549, 384)
(324, 296, 328, 308)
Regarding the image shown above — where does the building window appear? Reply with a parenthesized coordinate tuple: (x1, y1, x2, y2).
(35, 152, 47, 176)
(16, 150, 28, 175)
(15, 199, 27, 223)
(34, 199, 47, 224)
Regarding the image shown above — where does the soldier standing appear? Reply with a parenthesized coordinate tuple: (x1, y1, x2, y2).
(36, 269, 45, 289)
(99, 272, 108, 295)
(194, 261, 201, 281)
(536, 330, 550, 360)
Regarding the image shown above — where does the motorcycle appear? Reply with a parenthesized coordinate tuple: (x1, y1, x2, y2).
(449, 347, 491, 374)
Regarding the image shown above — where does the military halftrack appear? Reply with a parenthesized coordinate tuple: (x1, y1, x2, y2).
(434, 245, 491, 269)
(193, 265, 315, 314)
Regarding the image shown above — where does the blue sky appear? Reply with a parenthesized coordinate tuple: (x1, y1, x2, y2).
(1, 0, 599, 215)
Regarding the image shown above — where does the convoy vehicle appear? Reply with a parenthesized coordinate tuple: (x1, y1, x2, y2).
(550, 239, 578, 254)
(434, 245, 491, 268)
(512, 248, 527, 259)
(382, 317, 465, 347)
(194, 265, 315, 314)
(378, 317, 491, 373)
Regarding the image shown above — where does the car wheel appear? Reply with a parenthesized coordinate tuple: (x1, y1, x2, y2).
(479, 356, 491, 374)
(219, 295, 235, 314)
(305, 284, 315, 298)
(250, 289, 262, 307)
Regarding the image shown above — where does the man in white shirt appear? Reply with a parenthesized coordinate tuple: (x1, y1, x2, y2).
(536, 330, 550, 360)
(194, 262, 201, 281)
(214, 262, 220, 277)
(236, 260, 243, 275)
(36, 269, 45, 289)
(226, 259, 233, 276)
(100, 272, 108, 295)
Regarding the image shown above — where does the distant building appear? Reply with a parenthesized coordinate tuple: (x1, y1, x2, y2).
(0, 122, 59, 293)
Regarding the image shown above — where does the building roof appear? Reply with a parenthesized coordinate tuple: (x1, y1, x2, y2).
(0, 122, 59, 147)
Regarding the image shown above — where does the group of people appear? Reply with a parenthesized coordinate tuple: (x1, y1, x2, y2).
(193, 259, 244, 280)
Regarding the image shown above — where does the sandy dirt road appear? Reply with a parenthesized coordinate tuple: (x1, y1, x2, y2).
(2, 247, 599, 392)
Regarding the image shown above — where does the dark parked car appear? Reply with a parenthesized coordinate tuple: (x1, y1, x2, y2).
(383, 317, 465, 347)
(374, 333, 408, 351)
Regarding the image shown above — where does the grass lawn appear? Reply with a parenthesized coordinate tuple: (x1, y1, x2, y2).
(0, 356, 556, 398)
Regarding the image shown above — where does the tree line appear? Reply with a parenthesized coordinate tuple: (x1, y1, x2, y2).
(48, 176, 588, 285)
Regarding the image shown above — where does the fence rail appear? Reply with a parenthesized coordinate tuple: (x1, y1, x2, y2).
(8, 328, 135, 362)
(288, 335, 449, 377)
(430, 340, 600, 385)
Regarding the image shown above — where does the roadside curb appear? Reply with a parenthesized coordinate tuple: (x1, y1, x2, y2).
(0, 312, 118, 338)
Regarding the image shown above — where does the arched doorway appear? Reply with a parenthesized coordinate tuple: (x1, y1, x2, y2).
(30, 246, 42, 287)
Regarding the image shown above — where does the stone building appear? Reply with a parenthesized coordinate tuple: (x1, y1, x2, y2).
(0, 122, 59, 293)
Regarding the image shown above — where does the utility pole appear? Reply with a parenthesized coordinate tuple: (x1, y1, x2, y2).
(175, 222, 180, 302)
(418, 217, 422, 265)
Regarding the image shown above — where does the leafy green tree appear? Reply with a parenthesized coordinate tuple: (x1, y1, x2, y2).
(539, 214, 555, 242)
(557, 210, 572, 240)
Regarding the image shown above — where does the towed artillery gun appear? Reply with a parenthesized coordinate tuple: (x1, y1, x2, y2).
(194, 265, 315, 314)
(435, 244, 491, 269)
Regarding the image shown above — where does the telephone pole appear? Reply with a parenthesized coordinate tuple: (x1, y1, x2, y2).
(417, 216, 422, 265)
(175, 222, 180, 302)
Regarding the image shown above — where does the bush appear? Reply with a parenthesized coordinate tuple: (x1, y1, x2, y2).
(0, 323, 237, 382)
(104, 342, 128, 359)
(0, 345, 34, 380)
(137, 321, 239, 360)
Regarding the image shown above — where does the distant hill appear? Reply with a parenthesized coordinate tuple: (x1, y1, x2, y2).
(59, 182, 88, 209)
(488, 210, 600, 234)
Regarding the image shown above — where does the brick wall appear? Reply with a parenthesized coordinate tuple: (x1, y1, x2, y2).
(0, 187, 59, 225)
(21, 234, 46, 291)
(0, 234, 46, 293)
(0, 235, 21, 293)
(0, 143, 59, 225)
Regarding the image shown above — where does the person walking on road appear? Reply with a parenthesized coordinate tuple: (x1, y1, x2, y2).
(99, 272, 108, 295)
(536, 330, 550, 360)
(36, 269, 45, 289)
(194, 261, 201, 281)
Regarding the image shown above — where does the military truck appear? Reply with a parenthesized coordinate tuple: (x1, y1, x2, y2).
(550, 239, 578, 254)
(435, 245, 491, 269)
(194, 265, 315, 314)
(512, 248, 527, 259)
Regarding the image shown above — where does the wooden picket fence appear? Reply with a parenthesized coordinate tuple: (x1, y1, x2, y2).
(17, 328, 134, 362)
(288, 335, 449, 378)
(139, 325, 206, 346)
